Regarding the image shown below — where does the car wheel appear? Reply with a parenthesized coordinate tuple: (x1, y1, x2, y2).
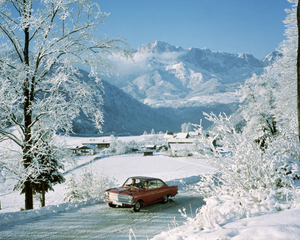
(162, 195, 169, 204)
(108, 203, 116, 208)
(133, 200, 142, 212)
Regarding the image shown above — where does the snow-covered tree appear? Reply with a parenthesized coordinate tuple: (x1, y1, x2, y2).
(181, 122, 193, 133)
(238, 71, 277, 150)
(191, 112, 300, 229)
(63, 173, 80, 202)
(64, 166, 117, 201)
(0, 0, 131, 209)
(187, 1, 300, 229)
(19, 141, 65, 207)
(109, 135, 138, 155)
(235, 0, 298, 149)
(273, 0, 298, 136)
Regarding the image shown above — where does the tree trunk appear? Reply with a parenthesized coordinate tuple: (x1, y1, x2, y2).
(297, 0, 300, 143)
(23, 16, 34, 210)
(42, 182, 45, 207)
(24, 181, 33, 210)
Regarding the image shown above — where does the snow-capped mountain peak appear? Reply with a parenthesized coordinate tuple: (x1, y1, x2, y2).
(262, 51, 283, 65)
(137, 41, 184, 54)
(109, 41, 279, 109)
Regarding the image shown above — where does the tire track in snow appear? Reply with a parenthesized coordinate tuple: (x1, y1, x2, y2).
(0, 191, 204, 239)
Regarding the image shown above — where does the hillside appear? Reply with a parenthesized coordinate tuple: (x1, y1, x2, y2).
(72, 70, 238, 135)
(72, 70, 181, 135)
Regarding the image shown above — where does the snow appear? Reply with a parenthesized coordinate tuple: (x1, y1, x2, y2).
(153, 208, 300, 240)
(0, 135, 300, 239)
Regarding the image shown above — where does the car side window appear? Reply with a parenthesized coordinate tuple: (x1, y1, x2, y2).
(148, 180, 158, 189)
(157, 180, 165, 188)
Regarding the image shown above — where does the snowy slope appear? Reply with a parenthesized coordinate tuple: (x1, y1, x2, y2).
(72, 72, 181, 135)
(73, 69, 239, 135)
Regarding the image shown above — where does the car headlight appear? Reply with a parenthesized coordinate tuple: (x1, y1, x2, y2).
(128, 195, 133, 201)
(104, 192, 109, 198)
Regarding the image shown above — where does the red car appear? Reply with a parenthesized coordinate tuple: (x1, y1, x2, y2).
(104, 176, 178, 212)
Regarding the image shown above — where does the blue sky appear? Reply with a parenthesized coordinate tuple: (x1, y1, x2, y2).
(98, 0, 293, 59)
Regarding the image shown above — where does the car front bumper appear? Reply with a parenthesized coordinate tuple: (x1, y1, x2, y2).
(104, 199, 135, 206)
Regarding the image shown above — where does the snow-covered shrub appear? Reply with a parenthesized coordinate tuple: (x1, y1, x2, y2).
(108, 134, 165, 154)
(109, 135, 138, 155)
(63, 173, 81, 202)
(189, 112, 300, 230)
(63, 167, 117, 202)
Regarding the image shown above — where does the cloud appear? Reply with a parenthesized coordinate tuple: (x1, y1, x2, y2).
(109, 51, 185, 76)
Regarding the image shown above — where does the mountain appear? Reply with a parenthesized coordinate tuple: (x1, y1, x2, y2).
(100, 79, 180, 135)
(72, 69, 239, 136)
(137, 41, 184, 54)
(105, 41, 280, 108)
(74, 41, 280, 135)
(72, 70, 182, 135)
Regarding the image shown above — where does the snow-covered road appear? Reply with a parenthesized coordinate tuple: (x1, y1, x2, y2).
(0, 191, 204, 239)
(0, 147, 212, 239)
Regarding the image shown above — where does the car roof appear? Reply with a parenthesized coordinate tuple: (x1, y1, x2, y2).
(129, 176, 162, 181)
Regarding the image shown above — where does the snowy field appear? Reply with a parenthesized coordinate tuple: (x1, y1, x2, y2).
(0, 135, 300, 239)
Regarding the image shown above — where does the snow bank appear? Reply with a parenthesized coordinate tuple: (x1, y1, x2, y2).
(0, 197, 103, 225)
(152, 207, 300, 240)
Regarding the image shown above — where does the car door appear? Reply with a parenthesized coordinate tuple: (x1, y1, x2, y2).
(146, 180, 160, 202)
(156, 180, 168, 200)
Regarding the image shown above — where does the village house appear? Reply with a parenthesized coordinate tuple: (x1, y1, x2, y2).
(164, 132, 198, 156)
(71, 145, 96, 156)
(82, 139, 110, 149)
(166, 132, 195, 148)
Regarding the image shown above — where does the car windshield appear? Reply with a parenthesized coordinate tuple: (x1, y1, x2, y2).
(123, 178, 145, 189)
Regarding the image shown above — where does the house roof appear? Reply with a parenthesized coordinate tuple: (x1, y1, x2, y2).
(175, 133, 189, 139)
(163, 133, 174, 139)
(71, 145, 95, 150)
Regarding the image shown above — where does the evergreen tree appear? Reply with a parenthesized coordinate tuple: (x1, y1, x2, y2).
(64, 173, 81, 202)
(14, 138, 66, 207)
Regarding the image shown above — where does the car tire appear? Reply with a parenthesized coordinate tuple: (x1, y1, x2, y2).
(108, 203, 117, 208)
(133, 200, 142, 212)
(162, 195, 169, 204)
